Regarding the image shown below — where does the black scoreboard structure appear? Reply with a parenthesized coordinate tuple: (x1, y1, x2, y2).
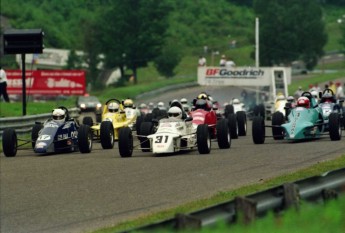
(3, 29, 44, 115)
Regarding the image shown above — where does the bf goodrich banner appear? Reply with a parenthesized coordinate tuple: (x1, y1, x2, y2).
(197, 67, 291, 86)
(6, 70, 86, 95)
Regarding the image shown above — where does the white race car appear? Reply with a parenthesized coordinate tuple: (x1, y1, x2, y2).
(117, 115, 211, 157)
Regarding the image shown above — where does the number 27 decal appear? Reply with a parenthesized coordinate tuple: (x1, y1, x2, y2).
(155, 135, 169, 143)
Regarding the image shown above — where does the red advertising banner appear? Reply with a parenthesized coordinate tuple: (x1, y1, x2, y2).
(6, 70, 86, 95)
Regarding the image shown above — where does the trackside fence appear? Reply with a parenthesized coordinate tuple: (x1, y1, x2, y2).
(124, 167, 345, 232)
(0, 108, 80, 139)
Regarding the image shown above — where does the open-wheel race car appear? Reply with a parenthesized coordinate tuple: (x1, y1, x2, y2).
(222, 98, 247, 138)
(117, 99, 231, 157)
(252, 92, 343, 144)
(2, 106, 92, 157)
(83, 98, 138, 149)
(318, 88, 345, 130)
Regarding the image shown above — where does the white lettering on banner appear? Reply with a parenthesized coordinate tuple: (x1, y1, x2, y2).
(7, 78, 35, 88)
(46, 78, 82, 88)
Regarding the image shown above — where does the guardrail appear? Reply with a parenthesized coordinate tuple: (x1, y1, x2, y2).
(0, 107, 80, 138)
(124, 168, 345, 232)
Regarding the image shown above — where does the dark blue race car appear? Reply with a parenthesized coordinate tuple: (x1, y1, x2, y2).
(2, 107, 92, 157)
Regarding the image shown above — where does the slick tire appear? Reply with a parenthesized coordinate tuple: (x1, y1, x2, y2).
(252, 116, 265, 144)
(78, 125, 92, 153)
(100, 121, 114, 149)
(216, 119, 231, 149)
(272, 111, 285, 140)
(236, 111, 247, 136)
(119, 127, 133, 157)
(2, 128, 17, 157)
(197, 124, 211, 154)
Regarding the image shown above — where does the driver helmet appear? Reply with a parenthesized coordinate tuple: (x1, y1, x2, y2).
(148, 102, 154, 109)
(123, 99, 134, 108)
(321, 93, 333, 103)
(108, 102, 119, 113)
(287, 96, 295, 103)
(311, 91, 318, 103)
(52, 108, 66, 123)
(232, 98, 240, 104)
(168, 106, 182, 119)
(197, 93, 208, 100)
(195, 99, 210, 111)
(276, 94, 285, 101)
(297, 96, 310, 108)
(157, 101, 165, 108)
(139, 103, 147, 109)
(180, 98, 188, 105)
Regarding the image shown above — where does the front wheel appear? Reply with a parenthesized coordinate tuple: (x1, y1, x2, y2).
(228, 113, 238, 139)
(236, 111, 247, 136)
(2, 128, 17, 157)
(197, 124, 211, 154)
(252, 116, 265, 144)
(78, 125, 92, 153)
(100, 121, 114, 149)
(118, 127, 133, 157)
(329, 113, 341, 141)
(272, 111, 285, 140)
(31, 123, 43, 149)
(216, 119, 231, 149)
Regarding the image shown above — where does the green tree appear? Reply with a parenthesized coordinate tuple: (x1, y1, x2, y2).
(99, 0, 172, 84)
(253, 0, 327, 70)
(154, 38, 183, 78)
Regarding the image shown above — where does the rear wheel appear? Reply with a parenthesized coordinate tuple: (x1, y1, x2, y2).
(197, 124, 211, 154)
(236, 111, 247, 136)
(227, 113, 238, 139)
(224, 104, 234, 118)
(82, 116, 93, 126)
(329, 113, 341, 141)
(100, 121, 114, 149)
(119, 127, 133, 157)
(2, 128, 17, 157)
(252, 116, 265, 144)
(135, 114, 144, 136)
(216, 119, 231, 149)
(140, 122, 154, 152)
(31, 123, 43, 148)
(272, 112, 285, 140)
(78, 125, 92, 153)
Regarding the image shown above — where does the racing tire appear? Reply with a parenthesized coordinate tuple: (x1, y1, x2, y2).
(140, 122, 153, 152)
(224, 104, 234, 118)
(78, 125, 92, 153)
(100, 121, 115, 149)
(197, 124, 211, 154)
(82, 116, 94, 126)
(252, 116, 265, 144)
(135, 114, 144, 136)
(272, 112, 285, 140)
(144, 113, 153, 122)
(31, 123, 43, 149)
(2, 128, 17, 157)
(216, 119, 231, 149)
(119, 127, 133, 157)
(227, 113, 238, 139)
(329, 113, 341, 141)
(236, 111, 247, 136)
(254, 104, 265, 118)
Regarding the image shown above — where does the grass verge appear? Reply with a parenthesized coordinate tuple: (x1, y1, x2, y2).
(92, 154, 345, 233)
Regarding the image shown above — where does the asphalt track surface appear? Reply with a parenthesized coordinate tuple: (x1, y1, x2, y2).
(1, 85, 345, 233)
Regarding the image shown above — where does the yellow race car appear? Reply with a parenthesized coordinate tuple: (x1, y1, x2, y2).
(83, 98, 137, 149)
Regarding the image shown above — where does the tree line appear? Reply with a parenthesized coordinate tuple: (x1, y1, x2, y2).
(1, 0, 344, 89)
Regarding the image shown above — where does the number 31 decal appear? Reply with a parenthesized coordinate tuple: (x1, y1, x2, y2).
(155, 135, 169, 143)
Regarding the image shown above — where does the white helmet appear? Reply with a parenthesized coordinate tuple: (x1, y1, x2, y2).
(168, 106, 182, 119)
(276, 95, 286, 101)
(232, 98, 240, 104)
(180, 98, 188, 104)
(108, 102, 119, 113)
(311, 90, 318, 99)
(52, 109, 66, 123)
(157, 102, 165, 108)
(139, 103, 147, 109)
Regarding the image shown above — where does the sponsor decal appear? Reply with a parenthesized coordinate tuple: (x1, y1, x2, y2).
(36, 142, 47, 148)
(37, 135, 51, 141)
(205, 68, 264, 79)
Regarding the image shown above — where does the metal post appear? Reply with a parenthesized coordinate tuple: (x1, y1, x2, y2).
(21, 53, 26, 116)
(255, 17, 259, 68)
